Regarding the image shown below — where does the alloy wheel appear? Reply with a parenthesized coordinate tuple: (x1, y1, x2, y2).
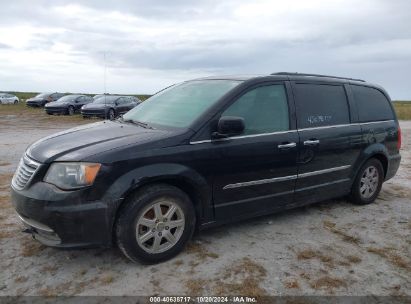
(136, 200, 185, 254)
(360, 165, 379, 199)
(109, 109, 115, 120)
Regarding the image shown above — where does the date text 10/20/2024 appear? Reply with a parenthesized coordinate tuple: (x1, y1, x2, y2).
(149, 296, 258, 303)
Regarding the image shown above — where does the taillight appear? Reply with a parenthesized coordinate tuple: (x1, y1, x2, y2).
(397, 126, 402, 150)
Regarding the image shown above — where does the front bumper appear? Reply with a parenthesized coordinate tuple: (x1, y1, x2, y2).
(26, 101, 44, 107)
(45, 107, 68, 115)
(81, 109, 107, 118)
(11, 182, 115, 248)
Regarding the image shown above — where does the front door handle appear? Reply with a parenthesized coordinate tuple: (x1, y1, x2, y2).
(278, 142, 297, 149)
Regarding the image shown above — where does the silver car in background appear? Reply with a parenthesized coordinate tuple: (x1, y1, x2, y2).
(0, 93, 19, 104)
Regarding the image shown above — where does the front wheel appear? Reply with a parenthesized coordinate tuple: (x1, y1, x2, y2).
(115, 184, 196, 264)
(350, 158, 384, 205)
(14, 100, 18, 104)
(67, 106, 74, 116)
(107, 109, 115, 120)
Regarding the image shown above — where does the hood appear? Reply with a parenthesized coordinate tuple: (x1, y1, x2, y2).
(26, 121, 175, 163)
(27, 97, 44, 102)
(46, 101, 68, 107)
(82, 103, 111, 109)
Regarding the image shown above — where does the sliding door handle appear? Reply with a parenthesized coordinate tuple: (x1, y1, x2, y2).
(278, 142, 297, 149)
(304, 139, 320, 146)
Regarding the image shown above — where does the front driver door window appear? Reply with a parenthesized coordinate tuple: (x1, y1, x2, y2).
(222, 84, 289, 135)
(211, 83, 298, 220)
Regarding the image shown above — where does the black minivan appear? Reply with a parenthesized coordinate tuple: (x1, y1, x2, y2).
(11, 73, 401, 263)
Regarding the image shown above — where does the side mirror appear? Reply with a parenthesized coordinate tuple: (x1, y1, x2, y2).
(213, 116, 245, 139)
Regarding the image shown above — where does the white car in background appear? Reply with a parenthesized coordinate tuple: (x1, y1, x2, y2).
(0, 93, 19, 104)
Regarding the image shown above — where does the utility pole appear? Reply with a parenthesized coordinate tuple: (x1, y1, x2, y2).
(104, 51, 107, 95)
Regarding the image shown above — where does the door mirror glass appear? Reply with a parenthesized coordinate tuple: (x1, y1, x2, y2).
(215, 116, 245, 137)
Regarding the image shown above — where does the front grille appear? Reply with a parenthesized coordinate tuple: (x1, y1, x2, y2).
(12, 154, 41, 190)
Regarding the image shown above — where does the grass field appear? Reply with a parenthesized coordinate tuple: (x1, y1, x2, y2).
(0, 100, 87, 124)
(393, 101, 411, 120)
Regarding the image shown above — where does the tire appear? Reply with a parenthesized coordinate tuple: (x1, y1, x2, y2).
(107, 108, 115, 120)
(350, 158, 384, 205)
(115, 184, 196, 264)
(68, 106, 74, 116)
(14, 100, 18, 104)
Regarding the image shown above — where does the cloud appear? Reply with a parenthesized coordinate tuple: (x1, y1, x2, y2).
(0, 0, 410, 98)
(0, 43, 11, 49)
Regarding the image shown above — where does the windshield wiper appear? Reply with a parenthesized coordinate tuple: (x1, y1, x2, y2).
(121, 118, 154, 129)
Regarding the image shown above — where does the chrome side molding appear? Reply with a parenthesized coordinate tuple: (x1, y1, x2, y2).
(298, 165, 351, 178)
(223, 165, 351, 190)
(223, 175, 298, 190)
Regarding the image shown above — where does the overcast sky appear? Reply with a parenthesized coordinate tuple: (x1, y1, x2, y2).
(0, 0, 410, 98)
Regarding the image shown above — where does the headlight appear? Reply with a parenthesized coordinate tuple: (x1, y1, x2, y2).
(44, 162, 101, 190)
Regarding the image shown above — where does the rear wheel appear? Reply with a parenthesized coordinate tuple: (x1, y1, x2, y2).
(350, 158, 384, 205)
(115, 184, 196, 264)
(68, 106, 74, 116)
(14, 100, 18, 104)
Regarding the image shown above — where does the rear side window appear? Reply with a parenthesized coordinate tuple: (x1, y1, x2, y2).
(294, 84, 350, 128)
(351, 85, 394, 122)
(222, 84, 289, 135)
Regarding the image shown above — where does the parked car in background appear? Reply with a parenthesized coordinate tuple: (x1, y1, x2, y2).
(81, 96, 141, 120)
(45, 95, 93, 115)
(10, 73, 401, 263)
(26, 92, 66, 107)
(93, 94, 111, 100)
(0, 93, 19, 104)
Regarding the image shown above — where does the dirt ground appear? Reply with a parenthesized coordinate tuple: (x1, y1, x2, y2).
(0, 111, 410, 297)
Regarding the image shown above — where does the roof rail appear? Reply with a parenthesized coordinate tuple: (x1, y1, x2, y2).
(271, 72, 365, 82)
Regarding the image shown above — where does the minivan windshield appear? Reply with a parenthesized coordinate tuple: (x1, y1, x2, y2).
(123, 80, 241, 128)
